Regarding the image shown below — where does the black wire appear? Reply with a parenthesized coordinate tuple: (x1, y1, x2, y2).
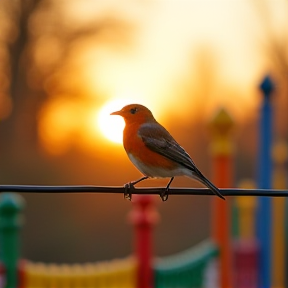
(0, 185, 287, 197)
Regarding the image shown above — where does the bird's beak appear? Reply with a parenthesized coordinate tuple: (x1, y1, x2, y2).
(110, 110, 122, 116)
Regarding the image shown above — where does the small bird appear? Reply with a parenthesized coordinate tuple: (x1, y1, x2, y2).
(111, 104, 225, 201)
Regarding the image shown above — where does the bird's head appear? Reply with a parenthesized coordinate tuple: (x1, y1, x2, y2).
(110, 104, 155, 124)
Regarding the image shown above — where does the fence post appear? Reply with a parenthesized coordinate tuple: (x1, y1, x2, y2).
(233, 180, 259, 288)
(129, 195, 159, 288)
(208, 108, 234, 288)
(235, 180, 257, 240)
(0, 193, 25, 288)
(256, 75, 274, 288)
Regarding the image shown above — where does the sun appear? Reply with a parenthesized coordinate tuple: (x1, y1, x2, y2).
(97, 99, 132, 144)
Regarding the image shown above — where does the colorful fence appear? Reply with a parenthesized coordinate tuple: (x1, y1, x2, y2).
(0, 192, 220, 288)
(21, 257, 136, 288)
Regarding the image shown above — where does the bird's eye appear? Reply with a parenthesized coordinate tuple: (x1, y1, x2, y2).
(130, 107, 138, 114)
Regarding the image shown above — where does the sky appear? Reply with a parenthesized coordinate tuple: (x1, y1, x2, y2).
(86, 1, 261, 106)
(37, 0, 288, 152)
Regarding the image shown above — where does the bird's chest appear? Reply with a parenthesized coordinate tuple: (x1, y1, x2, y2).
(123, 124, 156, 163)
(123, 124, 178, 176)
(123, 124, 144, 153)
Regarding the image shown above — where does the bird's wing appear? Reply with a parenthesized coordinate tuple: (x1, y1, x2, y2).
(139, 123, 225, 200)
(138, 123, 196, 171)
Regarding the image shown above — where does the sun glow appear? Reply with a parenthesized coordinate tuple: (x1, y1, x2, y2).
(97, 99, 132, 144)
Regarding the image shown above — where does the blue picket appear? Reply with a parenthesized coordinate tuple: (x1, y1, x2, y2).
(256, 75, 274, 288)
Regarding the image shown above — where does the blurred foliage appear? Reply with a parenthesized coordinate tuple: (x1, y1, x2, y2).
(0, 0, 132, 168)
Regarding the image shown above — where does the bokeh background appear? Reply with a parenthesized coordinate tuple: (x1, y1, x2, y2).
(0, 0, 287, 263)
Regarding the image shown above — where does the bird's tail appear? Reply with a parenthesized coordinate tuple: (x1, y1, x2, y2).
(194, 170, 225, 200)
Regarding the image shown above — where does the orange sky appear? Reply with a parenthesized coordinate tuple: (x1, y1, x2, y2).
(38, 0, 288, 153)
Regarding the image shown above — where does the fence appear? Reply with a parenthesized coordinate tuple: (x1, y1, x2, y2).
(0, 192, 220, 288)
(154, 240, 219, 288)
(21, 258, 136, 288)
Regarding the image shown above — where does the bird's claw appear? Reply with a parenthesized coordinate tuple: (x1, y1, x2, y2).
(124, 182, 135, 201)
(160, 188, 169, 202)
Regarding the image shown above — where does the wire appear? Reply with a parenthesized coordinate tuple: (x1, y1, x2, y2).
(0, 185, 287, 197)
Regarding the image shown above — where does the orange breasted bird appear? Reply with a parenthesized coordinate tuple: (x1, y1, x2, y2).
(111, 104, 225, 201)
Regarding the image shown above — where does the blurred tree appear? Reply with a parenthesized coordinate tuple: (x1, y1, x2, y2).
(0, 0, 132, 179)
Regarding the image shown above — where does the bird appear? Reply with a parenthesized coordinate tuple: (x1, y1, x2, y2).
(111, 104, 225, 201)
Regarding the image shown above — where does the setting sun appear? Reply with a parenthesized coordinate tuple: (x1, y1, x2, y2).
(97, 99, 131, 144)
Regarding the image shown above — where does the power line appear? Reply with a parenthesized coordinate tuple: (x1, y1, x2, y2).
(0, 185, 287, 197)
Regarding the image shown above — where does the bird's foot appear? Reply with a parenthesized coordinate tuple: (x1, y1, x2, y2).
(124, 176, 149, 201)
(160, 177, 174, 201)
(124, 182, 135, 201)
(123, 176, 149, 201)
(160, 188, 169, 202)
